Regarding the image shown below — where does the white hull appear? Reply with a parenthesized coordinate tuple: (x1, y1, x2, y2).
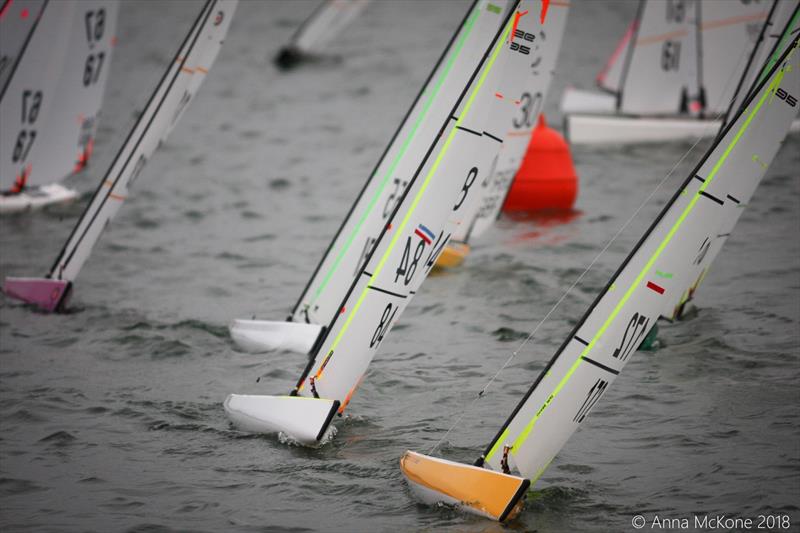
(229, 318, 322, 354)
(565, 114, 800, 145)
(0, 183, 78, 214)
(224, 394, 338, 445)
(559, 87, 617, 115)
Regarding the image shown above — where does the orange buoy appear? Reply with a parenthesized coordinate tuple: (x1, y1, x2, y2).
(502, 114, 578, 212)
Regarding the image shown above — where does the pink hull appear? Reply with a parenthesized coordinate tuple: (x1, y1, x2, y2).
(3, 277, 70, 312)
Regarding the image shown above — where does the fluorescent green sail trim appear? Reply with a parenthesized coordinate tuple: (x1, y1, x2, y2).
(487, 3, 502, 14)
(486, 58, 793, 464)
(324, 15, 515, 360)
(307, 5, 485, 307)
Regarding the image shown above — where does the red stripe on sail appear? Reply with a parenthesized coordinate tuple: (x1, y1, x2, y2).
(646, 281, 665, 294)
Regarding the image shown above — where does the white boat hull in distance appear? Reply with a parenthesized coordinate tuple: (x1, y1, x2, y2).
(400, 451, 529, 522)
(559, 86, 617, 115)
(0, 183, 78, 214)
(565, 114, 800, 145)
(224, 394, 339, 445)
(229, 319, 322, 354)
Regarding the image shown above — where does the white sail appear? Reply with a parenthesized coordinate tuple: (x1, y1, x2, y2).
(225, 0, 541, 443)
(724, 1, 799, 126)
(27, 0, 119, 188)
(297, 14, 526, 405)
(292, 0, 369, 54)
(620, 0, 698, 115)
(2, 0, 237, 312)
(0, 0, 74, 192)
(664, 3, 800, 319)
(481, 34, 799, 481)
(290, 1, 506, 326)
(401, 33, 799, 522)
(161, 4, 233, 143)
(275, 0, 370, 68)
(0, 0, 46, 92)
(460, 1, 569, 243)
(699, 0, 771, 114)
(231, 1, 510, 353)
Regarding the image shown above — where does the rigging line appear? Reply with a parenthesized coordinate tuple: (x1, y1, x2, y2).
(427, 92, 744, 457)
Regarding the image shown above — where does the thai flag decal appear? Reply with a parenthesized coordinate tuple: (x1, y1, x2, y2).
(414, 224, 435, 245)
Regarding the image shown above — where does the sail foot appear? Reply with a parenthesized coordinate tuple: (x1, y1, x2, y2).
(400, 450, 529, 522)
(3, 277, 71, 312)
(223, 394, 338, 445)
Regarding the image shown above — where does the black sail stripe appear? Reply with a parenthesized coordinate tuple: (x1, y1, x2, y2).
(367, 285, 407, 299)
(699, 190, 724, 205)
(580, 356, 620, 376)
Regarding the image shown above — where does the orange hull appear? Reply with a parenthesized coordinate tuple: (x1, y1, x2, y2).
(433, 242, 470, 270)
(400, 450, 529, 521)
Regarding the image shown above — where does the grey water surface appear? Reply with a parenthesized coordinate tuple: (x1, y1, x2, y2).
(1, 1, 798, 532)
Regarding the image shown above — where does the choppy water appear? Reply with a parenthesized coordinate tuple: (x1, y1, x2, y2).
(1, 1, 798, 532)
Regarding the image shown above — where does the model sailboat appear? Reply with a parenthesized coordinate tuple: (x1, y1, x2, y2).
(225, 0, 551, 445)
(401, 32, 800, 521)
(0, 0, 118, 213)
(2, 0, 237, 311)
(274, 0, 371, 69)
(561, 0, 800, 144)
(437, 0, 569, 268)
(231, 0, 511, 354)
